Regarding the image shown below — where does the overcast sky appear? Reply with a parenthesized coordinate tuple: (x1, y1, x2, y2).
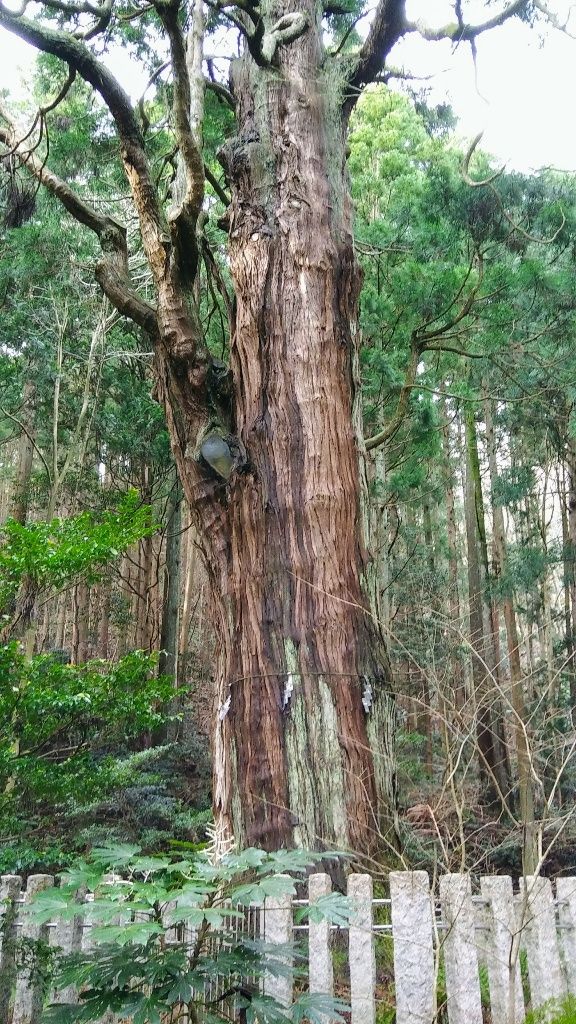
(0, 1, 575, 172)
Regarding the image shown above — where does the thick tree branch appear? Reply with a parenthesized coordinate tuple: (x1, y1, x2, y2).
(203, 0, 307, 66)
(38, 0, 112, 39)
(94, 263, 158, 333)
(261, 11, 308, 61)
(0, 6, 143, 139)
(0, 5, 211, 369)
(347, 0, 407, 99)
(154, 0, 205, 285)
(205, 164, 230, 206)
(532, 0, 576, 36)
(347, 0, 569, 103)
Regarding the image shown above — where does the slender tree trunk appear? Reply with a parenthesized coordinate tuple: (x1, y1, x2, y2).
(9, 378, 36, 525)
(560, 462, 576, 708)
(98, 582, 111, 660)
(420, 500, 436, 776)
(72, 581, 90, 663)
(135, 533, 153, 649)
(134, 466, 153, 650)
(485, 398, 536, 872)
(566, 442, 576, 714)
(441, 400, 464, 710)
(537, 466, 556, 698)
(369, 441, 389, 634)
(54, 592, 67, 651)
(468, 410, 511, 796)
(159, 477, 182, 682)
(179, 504, 197, 666)
(464, 405, 509, 811)
(116, 550, 132, 658)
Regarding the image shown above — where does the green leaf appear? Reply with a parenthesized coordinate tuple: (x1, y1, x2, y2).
(295, 892, 349, 927)
(290, 993, 350, 1024)
(89, 921, 164, 945)
(90, 844, 142, 867)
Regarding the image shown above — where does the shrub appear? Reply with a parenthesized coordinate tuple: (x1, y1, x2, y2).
(26, 843, 350, 1024)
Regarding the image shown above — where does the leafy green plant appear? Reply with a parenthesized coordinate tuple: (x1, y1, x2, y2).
(25, 844, 350, 1024)
(0, 647, 178, 870)
(0, 647, 174, 799)
(0, 489, 154, 620)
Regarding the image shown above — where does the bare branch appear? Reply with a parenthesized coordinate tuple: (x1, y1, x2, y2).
(0, 6, 206, 366)
(202, 0, 307, 66)
(405, 0, 529, 42)
(205, 76, 235, 108)
(0, 402, 52, 485)
(329, 11, 367, 58)
(205, 164, 230, 206)
(0, 7, 144, 141)
(532, 0, 576, 37)
(423, 342, 486, 359)
(38, 0, 112, 39)
(416, 252, 484, 345)
(364, 339, 420, 452)
(462, 132, 505, 187)
(375, 65, 433, 84)
(204, 0, 260, 24)
(32, 0, 108, 19)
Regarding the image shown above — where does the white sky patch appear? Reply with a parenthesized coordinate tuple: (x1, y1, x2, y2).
(394, 0, 576, 171)
(0, 3, 575, 170)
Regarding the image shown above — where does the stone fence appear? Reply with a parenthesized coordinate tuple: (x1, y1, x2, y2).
(1, 870, 576, 1023)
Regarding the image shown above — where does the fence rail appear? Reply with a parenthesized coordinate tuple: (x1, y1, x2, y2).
(2, 870, 576, 1024)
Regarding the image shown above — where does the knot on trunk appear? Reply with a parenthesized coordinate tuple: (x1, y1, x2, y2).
(186, 428, 247, 483)
(261, 11, 308, 62)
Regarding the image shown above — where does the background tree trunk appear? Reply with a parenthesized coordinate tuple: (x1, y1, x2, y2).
(464, 406, 507, 810)
(9, 379, 35, 526)
(72, 581, 90, 663)
(485, 397, 536, 870)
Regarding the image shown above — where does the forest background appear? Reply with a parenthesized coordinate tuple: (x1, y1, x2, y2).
(1, 0, 576, 882)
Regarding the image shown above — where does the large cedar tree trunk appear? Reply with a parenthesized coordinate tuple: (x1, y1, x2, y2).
(180, 8, 398, 852)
